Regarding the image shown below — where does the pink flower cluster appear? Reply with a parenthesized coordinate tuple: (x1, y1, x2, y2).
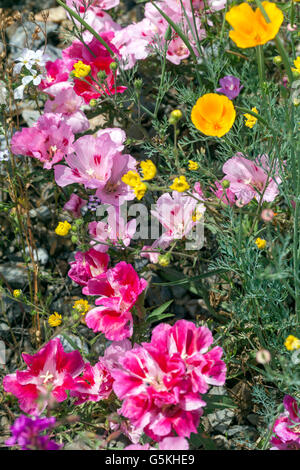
(111, 319, 226, 440)
(3, 320, 225, 446)
(270, 395, 300, 450)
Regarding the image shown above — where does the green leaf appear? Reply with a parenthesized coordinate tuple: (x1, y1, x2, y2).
(204, 394, 237, 414)
(146, 300, 174, 323)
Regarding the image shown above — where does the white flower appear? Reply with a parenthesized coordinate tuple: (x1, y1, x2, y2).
(14, 71, 43, 100)
(0, 150, 9, 162)
(14, 48, 48, 74)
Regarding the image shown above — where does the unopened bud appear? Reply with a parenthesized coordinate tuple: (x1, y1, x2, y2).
(273, 55, 282, 65)
(221, 179, 230, 189)
(89, 99, 97, 107)
(109, 61, 118, 71)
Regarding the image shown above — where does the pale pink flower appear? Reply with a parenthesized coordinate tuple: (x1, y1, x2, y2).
(3, 338, 85, 415)
(221, 153, 282, 205)
(66, 0, 119, 13)
(151, 191, 205, 249)
(44, 87, 90, 134)
(11, 113, 74, 169)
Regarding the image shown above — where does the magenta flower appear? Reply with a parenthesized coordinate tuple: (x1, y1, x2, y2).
(3, 338, 85, 415)
(111, 319, 226, 441)
(125, 436, 189, 450)
(221, 153, 282, 206)
(11, 113, 74, 169)
(39, 58, 73, 92)
(216, 75, 243, 100)
(71, 360, 113, 405)
(68, 248, 110, 286)
(84, 261, 147, 340)
(211, 181, 236, 206)
(5, 415, 62, 450)
(63, 193, 87, 217)
(270, 396, 300, 450)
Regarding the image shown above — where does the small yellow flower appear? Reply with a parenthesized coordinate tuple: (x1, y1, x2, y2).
(121, 171, 142, 188)
(292, 57, 300, 75)
(140, 160, 157, 180)
(188, 160, 199, 171)
(55, 220, 72, 236)
(169, 175, 190, 192)
(134, 182, 148, 200)
(244, 107, 258, 128)
(73, 299, 91, 315)
(192, 207, 204, 222)
(284, 335, 300, 351)
(48, 312, 62, 327)
(255, 237, 267, 250)
(73, 60, 91, 78)
(13, 289, 22, 298)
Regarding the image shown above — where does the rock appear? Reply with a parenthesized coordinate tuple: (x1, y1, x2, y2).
(206, 408, 235, 434)
(25, 247, 49, 265)
(43, 44, 62, 61)
(36, 205, 51, 222)
(55, 334, 89, 355)
(8, 21, 58, 59)
(0, 263, 27, 288)
(22, 109, 40, 127)
(226, 425, 259, 441)
(35, 6, 67, 23)
(170, 285, 187, 299)
(0, 322, 10, 338)
(134, 258, 148, 272)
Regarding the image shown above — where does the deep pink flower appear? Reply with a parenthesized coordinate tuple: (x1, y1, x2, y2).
(3, 338, 85, 415)
(66, 0, 119, 13)
(39, 58, 73, 91)
(270, 395, 300, 450)
(85, 262, 147, 340)
(63, 34, 126, 103)
(63, 193, 87, 217)
(211, 181, 236, 206)
(11, 113, 74, 169)
(71, 360, 113, 405)
(5, 415, 62, 450)
(68, 248, 109, 286)
(111, 319, 226, 440)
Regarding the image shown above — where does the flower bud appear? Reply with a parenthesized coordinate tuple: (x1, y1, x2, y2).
(273, 55, 282, 65)
(109, 62, 118, 71)
(71, 235, 78, 244)
(89, 99, 97, 107)
(158, 254, 171, 267)
(221, 179, 230, 189)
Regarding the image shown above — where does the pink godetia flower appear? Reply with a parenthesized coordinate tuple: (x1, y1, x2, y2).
(66, 0, 119, 13)
(5, 415, 62, 450)
(125, 436, 189, 450)
(89, 206, 136, 252)
(84, 262, 147, 341)
(141, 244, 160, 264)
(62, 33, 126, 103)
(270, 395, 300, 450)
(63, 193, 87, 217)
(70, 360, 113, 405)
(150, 191, 206, 249)
(11, 113, 74, 169)
(68, 248, 110, 286)
(44, 87, 90, 134)
(3, 338, 85, 415)
(39, 58, 73, 91)
(54, 129, 136, 206)
(111, 319, 226, 440)
(216, 75, 243, 100)
(220, 153, 282, 206)
(211, 181, 236, 206)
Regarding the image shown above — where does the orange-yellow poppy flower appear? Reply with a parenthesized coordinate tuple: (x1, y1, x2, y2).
(191, 93, 236, 138)
(226, 2, 284, 49)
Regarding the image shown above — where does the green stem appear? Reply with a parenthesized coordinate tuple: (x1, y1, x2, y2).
(275, 36, 294, 84)
(256, 45, 265, 93)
